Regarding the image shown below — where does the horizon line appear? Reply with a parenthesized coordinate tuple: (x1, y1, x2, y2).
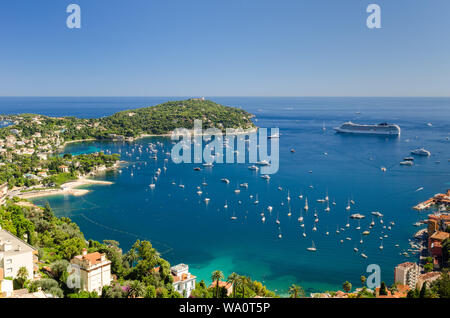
(1, 95, 450, 98)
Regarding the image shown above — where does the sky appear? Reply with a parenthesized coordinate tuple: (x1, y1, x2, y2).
(0, 0, 449, 97)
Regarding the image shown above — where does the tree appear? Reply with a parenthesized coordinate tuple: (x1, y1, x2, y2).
(127, 280, 146, 298)
(342, 281, 352, 293)
(125, 248, 139, 268)
(16, 266, 29, 288)
(379, 282, 388, 296)
(211, 270, 224, 298)
(288, 284, 304, 298)
(227, 272, 239, 298)
(419, 282, 428, 298)
(360, 275, 366, 286)
(239, 275, 249, 298)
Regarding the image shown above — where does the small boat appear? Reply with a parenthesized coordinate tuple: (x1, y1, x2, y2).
(400, 161, 413, 166)
(193, 167, 202, 171)
(312, 225, 317, 232)
(298, 193, 303, 199)
(404, 157, 414, 161)
(290, 149, 295, 153)
(362, 231, 370, 235)
(224, 201, 228, 209)
(267, 206, 273, 212)
(304, 198, 309, 211)
(204, 198, 210, 203)
(268, 133, 280, 139)
(346, 200, 351, 211)
(411, 148, 431, 156)
(254, 194, 259, 205)
(256, 160, 271, 166)
(371, 211, 383, 217)
(306, 241, 317, 252)
(196, 190, 202, 195)
(149, 184, 155, 189)
(298, 209, 304, 222)
(179, 184, 185, 189)
(230, 212, 237, 220)
(240, 183, 248, 188)
(354, 247, 358, 252)
(202, 162, 213, 167)
(287, 191, 291, 201)
(361, 253, 368, 259)
(379, 242, 383, 250)
(221, 178, 230, 184)
(248, 165, 259, 171)
(324, 202, 330, 212)
(261, 175, 271, 180)
(317, 199, 325, 203)
(261, 216, 266, 223)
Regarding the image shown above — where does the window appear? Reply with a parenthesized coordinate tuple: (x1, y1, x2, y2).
(6, 259, 12, 265)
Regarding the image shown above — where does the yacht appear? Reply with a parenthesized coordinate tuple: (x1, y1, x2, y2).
(324, 202, 330, 212)
(149, 183, 155, 189)
(334, 122, 401, 135)
(400, 161, 413, 166)
(361, 253, 368, 259)
(261, 175, 271, 180)
(267, 206, 273, 212)
(221, 178, 230, 184)
(411, 148, 431, 156)
(287, 191, 291, 201)
(256, 160, 270, 166)
(204, 198, 210, 203)
(202, 162, 213, 167)
(268, 133, 280, 139)
(371, 211, 383, 217)
(248, 165, 259, 171)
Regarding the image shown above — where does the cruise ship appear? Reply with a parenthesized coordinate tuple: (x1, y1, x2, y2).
(334, 122, 401, 135)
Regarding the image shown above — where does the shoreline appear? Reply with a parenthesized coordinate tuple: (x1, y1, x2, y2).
(17, 177, 113, 199)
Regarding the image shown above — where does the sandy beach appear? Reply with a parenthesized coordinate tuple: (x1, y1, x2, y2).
(17, 178, 113, 199)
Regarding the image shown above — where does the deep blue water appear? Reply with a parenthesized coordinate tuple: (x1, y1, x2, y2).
(2, 97, 449, 295)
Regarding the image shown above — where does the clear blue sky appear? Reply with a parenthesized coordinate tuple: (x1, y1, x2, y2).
(0, 0, 449, 97)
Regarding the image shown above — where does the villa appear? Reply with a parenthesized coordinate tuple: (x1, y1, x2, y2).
(0, 226, 38, 281)
(170, 263, 196, 297)
(70, 248, 112, 295)
(209, 280, 234, 296)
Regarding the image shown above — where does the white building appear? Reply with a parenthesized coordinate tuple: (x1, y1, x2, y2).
(394, 262, 419, 289)
(171, 263, 196, 297)
(71, 248, 112, 295)
(0, 227, 37, 281)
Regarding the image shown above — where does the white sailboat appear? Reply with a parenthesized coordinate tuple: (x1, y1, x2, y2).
(324, 201, 330, 212)
(298, 209, 304, 222)
(287, 190, 291, 202)
(307, 240, 317, 252)
(304, 197, 309, 211)
(224, 200, 228, 209)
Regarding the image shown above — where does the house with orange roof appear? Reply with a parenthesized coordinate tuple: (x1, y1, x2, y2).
(70, 248, 112, 295)
(209, 280, 234, 296)
(170, 263, 196, 297)
(416, 272, 441, 290)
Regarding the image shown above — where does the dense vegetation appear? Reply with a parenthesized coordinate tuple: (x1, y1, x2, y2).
(0, 200, 276, 298)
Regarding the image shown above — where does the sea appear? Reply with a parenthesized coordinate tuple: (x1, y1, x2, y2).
(1, 97, 449, 295)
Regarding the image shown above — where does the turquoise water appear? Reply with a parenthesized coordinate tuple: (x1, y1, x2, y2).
(19, 97, 450, 295)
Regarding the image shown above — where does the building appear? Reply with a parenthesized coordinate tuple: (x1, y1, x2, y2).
(0, 183, 8, 205)
(414, 190, 450, 211)
(70, 248, 112, 294)
(0, 227, 38, 281)
(58, 165, 69, 173)
(394, 262, 419, 289)
(416, 272, 441, 290)
(209, 280, 234, 296)
(171, 264, 196, 297)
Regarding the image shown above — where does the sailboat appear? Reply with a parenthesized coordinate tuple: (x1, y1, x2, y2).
(307, 240, 317, 252)
(298, 193, 303, 199)
(302, 228, 307, 237)
(324, 201, 330, 212)
(230, 211, 237, 220)
(345, 217, 350, 228)
(356, 220, 361, 230)
(254, 194, 259, 205)
(275, 212, 280, 225)
(261, 214, 266, 223)
(312, 225, 317, 232)
(346, 200, 351, 211)
(379, 241, 384, 250)
(298, 209, 304, 222)
(304, 197, 309, 211)
(224, 200, 228, 209)
(267, 206, 273, 213)
(278, 228, 282, 239)
(287, 206, 292, 217)
(287, 191, 291, 202)
(325, 190, 329, 202)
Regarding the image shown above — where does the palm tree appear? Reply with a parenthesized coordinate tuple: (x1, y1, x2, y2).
(125, 249, 139, 267)
(211, 270, 224, 298)
(227, 272, 239, 298)
(288, 284, 304, 298)
(17, 266, 29, 288)
(128, 280, 146, 298)
(239, 275, 249, 298)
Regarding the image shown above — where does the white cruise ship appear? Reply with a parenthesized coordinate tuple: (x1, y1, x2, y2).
(334, 122, 401, 135)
